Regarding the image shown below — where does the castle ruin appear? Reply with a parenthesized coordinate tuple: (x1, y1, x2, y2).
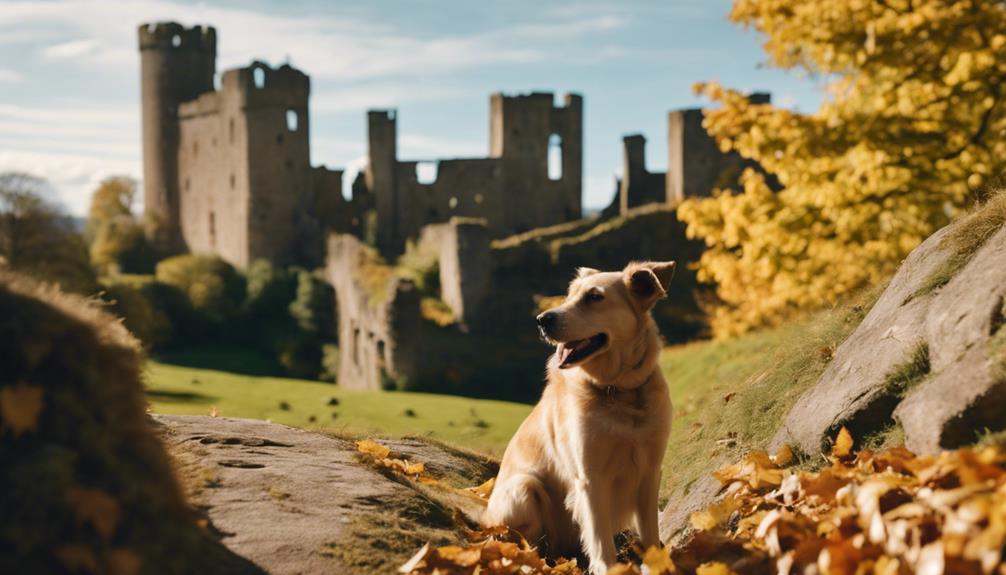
(139, 22, 345, 267)
(137, 21, 768, 394)
(360, 93, 582, 257)
(607, 92, 772, 216)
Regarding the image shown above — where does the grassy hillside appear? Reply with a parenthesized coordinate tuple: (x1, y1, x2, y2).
(145, 361, 531, 457)
(657, 285, 884, 502)
(146, 284, 882, 498)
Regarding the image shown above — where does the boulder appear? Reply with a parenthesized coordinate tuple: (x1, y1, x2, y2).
(0, 271, 261, 574)
(157, 415, 496, 575)
(771, 205, 1006, 455)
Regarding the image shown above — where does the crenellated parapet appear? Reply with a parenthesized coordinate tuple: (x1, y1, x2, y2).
(138, 22, 216, 53)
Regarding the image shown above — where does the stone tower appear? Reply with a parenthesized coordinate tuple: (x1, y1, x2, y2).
(490, 92, 582, 232)
(366, 110, 399, 256)
(138, 22, 216, 254)
(667, 92, 771, 204)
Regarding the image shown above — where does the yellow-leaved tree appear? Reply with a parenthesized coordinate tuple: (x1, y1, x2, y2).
(678, 0, 1006, 337)
(88, 176, 156, 275)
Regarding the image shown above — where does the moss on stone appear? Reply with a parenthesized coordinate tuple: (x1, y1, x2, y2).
(882, 341, 931, 399)
(0, 271, 260, 574)
(910, 189, 1006, 300)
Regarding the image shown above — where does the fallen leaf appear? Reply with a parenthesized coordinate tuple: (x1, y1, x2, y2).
(696, 562, 737, 575)
(0, 382, 44, 436)
(642, 545, 676, 574)
(357, 439, 392, 459)
(67, 487, 120, 540)
(832, 427, 854, 459)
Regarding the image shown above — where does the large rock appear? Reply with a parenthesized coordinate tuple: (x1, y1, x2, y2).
(771, 215, 1006, 455)
(0, 272, 260, 574)
(157, 415, 496, 575)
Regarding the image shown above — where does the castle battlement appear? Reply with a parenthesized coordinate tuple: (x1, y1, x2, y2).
(220, 62, 310, 104)
(138, 22, 215, 52)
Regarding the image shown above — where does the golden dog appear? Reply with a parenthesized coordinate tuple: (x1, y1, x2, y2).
(486, 261, 675, 574)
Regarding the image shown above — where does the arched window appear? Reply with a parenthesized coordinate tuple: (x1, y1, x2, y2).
(548, 133, 562, 181)
(416, 161, 438, 184)
(286, 109, 299, 131)
(253, 67, 265, 89)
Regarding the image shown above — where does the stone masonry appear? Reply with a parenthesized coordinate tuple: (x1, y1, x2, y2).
(139, 22, 345, 267)
(360, 93, 582, 257)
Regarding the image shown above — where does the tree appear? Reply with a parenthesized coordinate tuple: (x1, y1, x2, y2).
(289, 269, 336, 339)
(678, 0, 1006, 337)
(87, 177, 155, 274)
(0, 173, 97, 293)
(155, 254, 246, 324)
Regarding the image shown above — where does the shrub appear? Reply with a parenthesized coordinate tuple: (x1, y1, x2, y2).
(289, 269, 335, 339)
(102, 281, 173, 349)
(243, 260, 297, 334)
(321, 343, 340, 382)
(155, 255, 245, 324)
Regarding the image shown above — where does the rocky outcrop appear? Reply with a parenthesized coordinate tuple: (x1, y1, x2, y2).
(772, 204, 1006, 455)
(157, 415, 496, 575)
(0, 272, 261, 575)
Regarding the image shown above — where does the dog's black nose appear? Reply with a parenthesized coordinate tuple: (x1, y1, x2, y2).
(537, 311, 557, 331)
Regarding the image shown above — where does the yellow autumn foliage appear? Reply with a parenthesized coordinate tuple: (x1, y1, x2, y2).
(678, 0, 1006, 337)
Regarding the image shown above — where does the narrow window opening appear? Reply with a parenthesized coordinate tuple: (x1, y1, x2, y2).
(448, 196, 458, 210)
(253, 67, 265, 89)
(548, 133, 563, 181)
(208, 211, 216, 247)
(286, 109, 299, 131)
(192, 140, 198, 157)
(352, 326, 360, 365)
(416, 161, 438, 184)
(276, 133, 284, 145)
(229, 173, 235, 189)
(171, 34, 181, 47)
(229, 118, 235, 143)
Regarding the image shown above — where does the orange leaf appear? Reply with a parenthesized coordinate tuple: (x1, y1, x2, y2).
(0, 382, 44, 436)
(642, 545, 676, 574)
(67, 487, 120, 540)
(832, 427, 854, 459)
(357, 439, 392, 459)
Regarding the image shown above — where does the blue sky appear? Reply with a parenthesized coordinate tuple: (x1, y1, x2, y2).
(0, 0, 825, 215)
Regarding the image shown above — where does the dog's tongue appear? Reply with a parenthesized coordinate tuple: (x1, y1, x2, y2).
(558, 338, 587, 366)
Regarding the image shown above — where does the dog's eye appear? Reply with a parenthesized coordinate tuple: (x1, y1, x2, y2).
(584, 289, 604, 303)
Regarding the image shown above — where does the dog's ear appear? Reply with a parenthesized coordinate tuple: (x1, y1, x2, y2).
(576, 267, 600, 279)
(624, 261, 676, 308)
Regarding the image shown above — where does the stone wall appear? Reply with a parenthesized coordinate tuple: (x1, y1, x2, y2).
(667, 93, 770, 203)
(139, 22, 216, 254)
(618, 134, 667, 214)
(325, 234, 420, 391)
(363, 92, 583, 257)
(417, 218, 491, 326)
(142, 22, 345, 269)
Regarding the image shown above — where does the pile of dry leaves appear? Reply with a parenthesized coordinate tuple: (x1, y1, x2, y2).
(361, 432, 1006, 574)
(679, 428, 1006, 574)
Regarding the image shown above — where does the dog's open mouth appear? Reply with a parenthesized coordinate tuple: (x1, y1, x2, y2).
(557, 333, 608, 368)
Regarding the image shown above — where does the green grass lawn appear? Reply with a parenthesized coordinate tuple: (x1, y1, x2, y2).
(145, 360, 531, 457)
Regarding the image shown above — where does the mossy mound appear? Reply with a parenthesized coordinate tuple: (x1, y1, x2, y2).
(0, 272, 261, 574)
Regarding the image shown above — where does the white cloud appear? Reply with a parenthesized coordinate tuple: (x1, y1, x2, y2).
(41, 38, 98, 59)
(0, 149, 140, 215)
(0, 69, 21, 82)
(0, 0, 611, 79)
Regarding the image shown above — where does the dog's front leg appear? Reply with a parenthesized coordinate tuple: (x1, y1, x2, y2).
(634, 469, 662, 549)
(572, 477, 616, 575)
